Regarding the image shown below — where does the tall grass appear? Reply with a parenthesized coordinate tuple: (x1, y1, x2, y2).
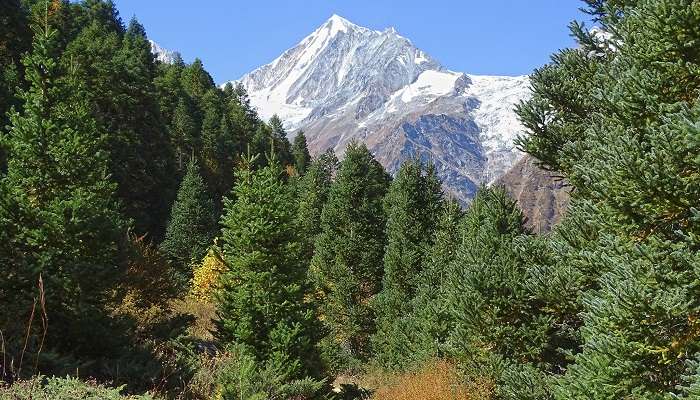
(371, 360, 493, 400)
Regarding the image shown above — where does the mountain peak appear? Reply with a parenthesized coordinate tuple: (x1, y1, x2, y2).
(230, 16, 530, 204)
(319, 14, 364, 37)
(327, 14, 353, 27)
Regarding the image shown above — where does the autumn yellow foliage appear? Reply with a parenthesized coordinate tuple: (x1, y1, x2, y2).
(190, 246, 227, 301)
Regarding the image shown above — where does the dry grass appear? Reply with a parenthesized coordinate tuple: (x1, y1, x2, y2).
(370, 360, 493, 400)
(170, 297, 217, 341)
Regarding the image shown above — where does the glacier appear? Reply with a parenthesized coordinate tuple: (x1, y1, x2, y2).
(224, 14, 531, 203)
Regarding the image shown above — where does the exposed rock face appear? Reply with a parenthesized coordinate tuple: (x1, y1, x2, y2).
(497, 155, 570, 233)
(226, 15, 531, 204)
(149, 40, 180, 64)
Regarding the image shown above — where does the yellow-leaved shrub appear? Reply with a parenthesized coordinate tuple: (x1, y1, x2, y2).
(190, 246, 227, 302)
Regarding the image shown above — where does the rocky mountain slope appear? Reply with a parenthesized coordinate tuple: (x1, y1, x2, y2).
(497, 156, 570, 233)
(226, 15, 531, 202)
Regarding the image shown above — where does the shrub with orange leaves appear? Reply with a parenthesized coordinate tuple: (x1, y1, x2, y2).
(371, 360, 493, 400)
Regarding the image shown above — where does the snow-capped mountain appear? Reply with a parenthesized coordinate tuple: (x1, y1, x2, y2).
(149, 40, 180, 64)
(226, 15, 530, 202)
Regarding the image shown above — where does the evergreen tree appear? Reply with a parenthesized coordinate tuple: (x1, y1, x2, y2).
(292, 130, 312, 175)
(0, 0, 31, 173)
(0, 8, 125, 372)
(296, 149, 338, 264)
(515, 1, 700, 397)
(310, 141, 390, 369)
(215, 155, 321, 380)
(160, 157, 216, 288)
(368, 198, 463, 371)
(153, 60, 185, 126)
(225, 82, 259, 160)
(199, 88, 223, 175)
(171, 97, 198, 170)
(404, 199, 463, 366)
(75, 0, 124, 34)
(213, 113, 239, 204)
(372, 158, 444, 368)
(180, 58, 215, 103)
(228, 82, 259, 131)
(442, 187, 555, 399)
(268, 114, 293, 166)
(63, 15, 176, 239)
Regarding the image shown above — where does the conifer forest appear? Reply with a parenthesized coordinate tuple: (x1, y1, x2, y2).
(0, 0, 699, 399)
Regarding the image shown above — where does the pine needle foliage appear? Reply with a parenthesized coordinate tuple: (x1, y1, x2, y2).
(214, 154, 321, 381)
(310, 141, 390, 370)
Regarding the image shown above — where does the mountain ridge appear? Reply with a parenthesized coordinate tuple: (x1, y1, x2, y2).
(225, 14, 531, 203)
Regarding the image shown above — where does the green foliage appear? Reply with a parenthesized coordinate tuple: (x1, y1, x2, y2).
(215, 345, 325, 400)
(515, 0, 700, 397)
(181, 58, 215, 103)
(268, 114, 293, 166)
(215, 156, 321, 381)
(171, 97, 198, 170)
(0, 8, 126, 376)
(292, 130, 312, 175)
(440, 187, 557, 398)
(310, 141, 390, 370)
(6, 1, 700, 398)
(372, 159, 444, 369)
(0, 1, 321, 397)
(446, 186, 530, 360)
(296, 149, 338, 265)
(160, 157, 216, 288)
(0, 0, 31, 172)
(677, 356, 700, 399)
(380, 199, 463, 370)
(0, 376, 154, 400)
(62, 13, 176, 239)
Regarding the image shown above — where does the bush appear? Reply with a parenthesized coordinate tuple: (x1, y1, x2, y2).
(185, 345, 325, 400)
(190, 246, 227, 302)
(0, 376, 155, 399)
(371, 361, 493, 400)
(119, 233, 178, 313)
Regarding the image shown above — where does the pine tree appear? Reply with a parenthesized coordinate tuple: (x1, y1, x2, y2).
(292, 130, 312, 175)
(198, 88, 224, 194)
(199, 88, 223, 164)
(371, 199, 462, 371)
(214, 113, 239, 202)
(181, 58, 215, 103)
(0, 7, 125, 371)
(372, 158, 444, 369)
(310, 141, 390, 369)
(296, 149, 338, 265)
(441, 187, 557, 399)
(160, 157, 216, 288)
(0, 0, 31, 173)
(268, 114, 293, 166)
(404, 199, 463, 366)
(515, 1, 700, 397)
(171, 97, 198, 170)
(215, 155, 321, 380)
(153, 60, 185, 126)
(63, 15, 177, 239)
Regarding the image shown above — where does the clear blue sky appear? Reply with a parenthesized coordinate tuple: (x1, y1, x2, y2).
(111, 0, 590, 84)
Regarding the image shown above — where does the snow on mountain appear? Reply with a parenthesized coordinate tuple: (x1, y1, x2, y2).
(225, 14, 531, 203)
(149, 40, 180, 64)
